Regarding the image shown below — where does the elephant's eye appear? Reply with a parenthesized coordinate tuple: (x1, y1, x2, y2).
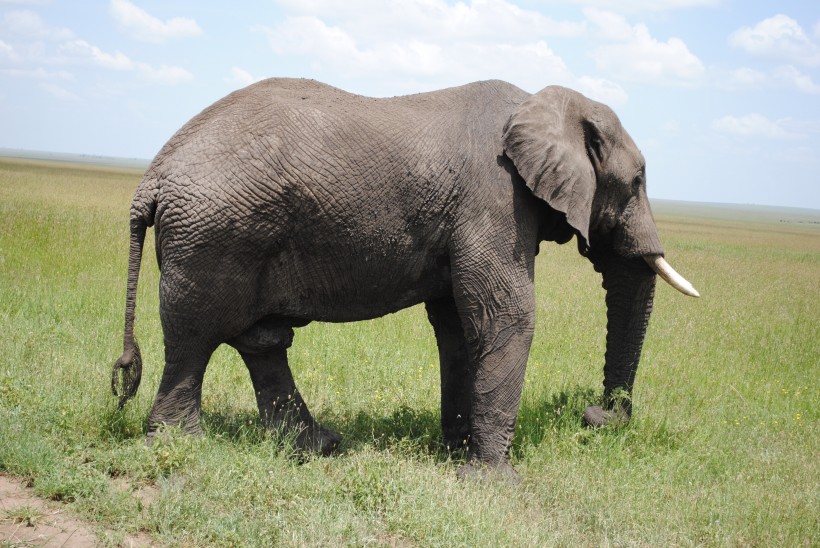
(632, 171, 645, 191)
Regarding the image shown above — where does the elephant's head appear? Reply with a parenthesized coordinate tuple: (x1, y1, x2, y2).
(503, 86, 698, 426)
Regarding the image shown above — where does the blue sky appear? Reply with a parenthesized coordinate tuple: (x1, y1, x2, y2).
(1, 1, 818, 209)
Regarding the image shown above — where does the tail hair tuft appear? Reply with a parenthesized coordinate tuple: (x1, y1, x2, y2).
(112, 341, 142, 409)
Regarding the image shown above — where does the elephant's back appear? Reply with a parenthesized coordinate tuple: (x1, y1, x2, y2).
(147, 78, 528, 176)
(146, 78, 396, 189)
(151, 78, 528, 164)
(143, 77, 529, 261)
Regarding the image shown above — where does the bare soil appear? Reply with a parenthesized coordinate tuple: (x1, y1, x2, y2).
(0, 474, 155, 547)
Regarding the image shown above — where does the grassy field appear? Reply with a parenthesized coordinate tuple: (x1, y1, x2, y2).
(0, 157, 817, 546)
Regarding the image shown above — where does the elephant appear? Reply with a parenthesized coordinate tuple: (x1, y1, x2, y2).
(111, 78, 698, 478)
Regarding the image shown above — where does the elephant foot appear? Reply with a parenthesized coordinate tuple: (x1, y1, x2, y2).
(145, 419, 204, 446)
(457, 461, 520, 484)
(582, 404, 630, 428)
(267, 411, 341, 456)
(291, 421, 341, 456)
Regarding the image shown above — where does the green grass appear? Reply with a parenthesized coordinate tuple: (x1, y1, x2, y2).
(0, 157, 817, 545)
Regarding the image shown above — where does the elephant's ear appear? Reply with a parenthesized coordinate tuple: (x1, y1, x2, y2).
(503, 86, 596, 248)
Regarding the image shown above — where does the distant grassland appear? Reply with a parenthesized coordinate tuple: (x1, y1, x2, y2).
(0, 158, 817, 546)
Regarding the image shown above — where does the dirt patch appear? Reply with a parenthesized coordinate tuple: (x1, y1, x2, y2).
(112, 477, 159, 512)
(0, 474, 155, 547)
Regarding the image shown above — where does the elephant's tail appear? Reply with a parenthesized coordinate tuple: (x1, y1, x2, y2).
(111, 184, 156, 409)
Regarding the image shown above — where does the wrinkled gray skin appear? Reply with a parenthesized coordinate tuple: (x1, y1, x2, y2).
(112, 79, 664, 477)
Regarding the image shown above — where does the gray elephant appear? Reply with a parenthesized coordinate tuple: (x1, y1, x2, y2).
(111, 78, 698, 478)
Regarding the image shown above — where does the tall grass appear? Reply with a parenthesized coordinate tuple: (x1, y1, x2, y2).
(1, 158, 817, 545)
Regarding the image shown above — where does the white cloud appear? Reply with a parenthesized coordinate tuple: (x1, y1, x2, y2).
(59, 39, 133, 70)
(57, 39, 192, 85)
(0, 39, 19, 62)
(574, 76, 628, 105)
(225, 67, 265, 88)
(586, 9, 704, 85)
(773, 65, 820, 94)
(729, 14, 820, 67)
(258, 11, 576, 93)
(2, 10, 73, 40)
(40, 82, 77, 100)
(717, 65, 820, 94)
(1, 8, 194, 87)
(719, 67, 768, 90)
(258, 0, 594, 94)
(137, 63, 193, 85)
(1, 66, 73, 80)
(260, 17, 445, 77)
(712, 113, 799, 140)
(274, 0, 585, 43)
(109, 0, 203, 44)
(584, 8, 633, 41)
(138, 64, 192, 86)
(257, 1, 638, 103)
(452, 41, 575, 91)
(564, 0, 720, 11)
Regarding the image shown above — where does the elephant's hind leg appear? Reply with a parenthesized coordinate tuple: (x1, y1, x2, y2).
(230, 321, 341, 456)
(426, 296, 472, 451)
(147, 342, 214, 440)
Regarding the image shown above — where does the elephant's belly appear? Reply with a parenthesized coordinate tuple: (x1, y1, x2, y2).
(261, 252, 452, 323)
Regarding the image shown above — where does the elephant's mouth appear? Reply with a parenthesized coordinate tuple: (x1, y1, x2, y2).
(643, 254, 700, 298)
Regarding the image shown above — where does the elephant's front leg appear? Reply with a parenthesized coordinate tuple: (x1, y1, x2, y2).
(426, 296, 472, 450)
(453, 269, 536, 479)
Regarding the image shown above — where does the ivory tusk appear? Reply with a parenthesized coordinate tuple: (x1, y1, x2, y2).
(644, 255, 700, 298)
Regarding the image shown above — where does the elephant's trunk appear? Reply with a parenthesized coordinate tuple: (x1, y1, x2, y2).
(583, 256, 656, 427)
